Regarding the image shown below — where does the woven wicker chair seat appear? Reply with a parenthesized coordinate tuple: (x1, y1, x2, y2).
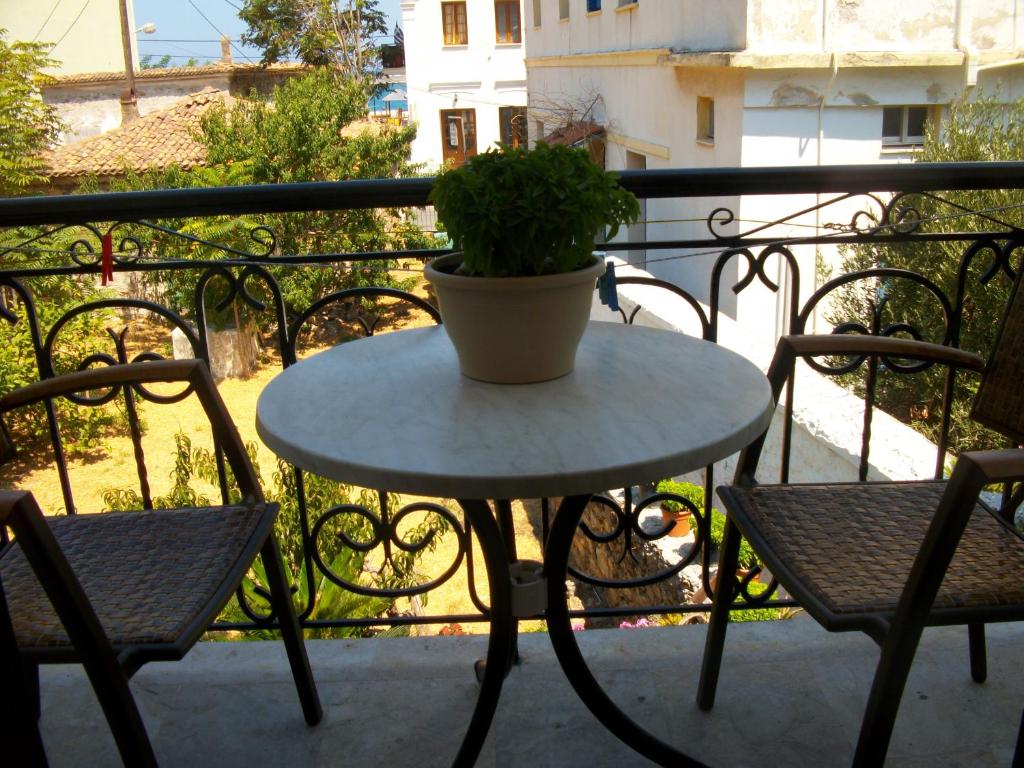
(721, 480, 1024, 621)
(0, 505, 269, 649)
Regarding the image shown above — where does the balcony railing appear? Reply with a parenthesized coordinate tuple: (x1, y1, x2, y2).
(1, 161, 1021, 636)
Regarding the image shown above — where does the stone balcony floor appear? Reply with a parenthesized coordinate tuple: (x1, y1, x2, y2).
(38, 618, 1023, 767)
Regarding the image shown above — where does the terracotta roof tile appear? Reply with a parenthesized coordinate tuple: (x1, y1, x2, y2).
(42, 88, 229, 179)
(49, 62, 306, 86)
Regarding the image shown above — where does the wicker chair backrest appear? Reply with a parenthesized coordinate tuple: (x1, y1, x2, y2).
(972, 270, 1024, 443)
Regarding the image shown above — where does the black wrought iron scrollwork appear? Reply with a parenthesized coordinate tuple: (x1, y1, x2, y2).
(567, 491, 704, 589)
(310, 500, 465, 598)
(3, 164, 1022, 632)
(796, 267, 953, 376)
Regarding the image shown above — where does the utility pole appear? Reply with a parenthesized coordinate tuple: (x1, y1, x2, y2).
(118, 0, 139, 124)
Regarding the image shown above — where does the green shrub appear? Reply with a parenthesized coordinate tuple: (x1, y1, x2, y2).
(729, 579, 784, 623)
(655, 479, 760, 569)
(655, 479, 702, 513)
(0, 270, 115, 459)
(709, 508, 760, 570)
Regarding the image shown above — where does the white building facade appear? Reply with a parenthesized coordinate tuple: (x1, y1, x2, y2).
(526, 0, 1024, 348)
(401, 0, 529, 169)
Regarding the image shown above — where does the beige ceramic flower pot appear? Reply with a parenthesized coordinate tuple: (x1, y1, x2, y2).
(424, 253, 603, 384)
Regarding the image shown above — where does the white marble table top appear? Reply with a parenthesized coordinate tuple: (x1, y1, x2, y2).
(256, 322, 774, 500)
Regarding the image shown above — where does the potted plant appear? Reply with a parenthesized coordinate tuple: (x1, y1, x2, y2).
(655, 478, 699, 538)
(426, 142, 640, 383)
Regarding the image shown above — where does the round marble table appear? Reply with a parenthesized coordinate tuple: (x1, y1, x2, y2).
(257, 322, 773, 767)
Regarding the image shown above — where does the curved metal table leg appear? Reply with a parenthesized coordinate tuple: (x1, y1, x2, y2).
(545, 495, 709, 768)
(453, 499, 515, 768)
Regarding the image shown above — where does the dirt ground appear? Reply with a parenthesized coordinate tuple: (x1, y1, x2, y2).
(4, 267, 545, 635)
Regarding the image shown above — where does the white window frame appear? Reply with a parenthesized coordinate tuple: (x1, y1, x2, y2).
(882, 105, 933, 147)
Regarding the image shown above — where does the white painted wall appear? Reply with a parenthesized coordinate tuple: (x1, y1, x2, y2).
(525, 0, 747, 56)
(402, 0, 528, 170)
(1, 0, 138, 76)
(45, 74, 232, 143)
(745, 0, 1019, 53)
(526, 0, 1024, 355)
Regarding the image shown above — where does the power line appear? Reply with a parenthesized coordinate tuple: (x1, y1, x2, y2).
(185, 0, 255, 62)
(139, 34, 395, 43)
(32, 0, 64, 42)
(49, 0, 91, 50)
(222, 0, 243, 10)
(140, 54, 217, 62)
(140, 38, 228, 43)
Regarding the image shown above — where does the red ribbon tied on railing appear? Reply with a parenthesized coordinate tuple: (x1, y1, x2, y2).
(100, 232, 114, 286)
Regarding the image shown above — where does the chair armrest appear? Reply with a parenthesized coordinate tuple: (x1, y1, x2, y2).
(731, 334, 985, 487)
(768, 334, 985, 400)
(957, 448, 1024, 485)
(0, 360, 263, 505)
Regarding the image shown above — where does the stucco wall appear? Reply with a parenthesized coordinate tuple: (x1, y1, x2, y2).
(528, 61, 746, 307)
(746, 0, 1020, 53)
(525, 0, 747, 58)
(1, 0, 137, 75)
(525, 1, 1024, 353)
(402, 0, 528, 169)
(527, 0, 1021, 59)
(46, 75, 232, 143)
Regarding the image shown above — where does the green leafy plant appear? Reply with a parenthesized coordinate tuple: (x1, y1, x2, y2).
(429, 142, 640, 277)
(656, 478, 701, 513)
(102, 433, 213, 510)
(101, 70, 428, 323)
(709, 508, 760, 571)
(727, 580, 784, 623)
(0, 269, 114, 459)
(655, 479, 760, 569)
(0, 28, 64, 195)
(832, 91, 1024, 455)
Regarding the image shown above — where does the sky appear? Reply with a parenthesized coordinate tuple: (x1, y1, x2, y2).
(132, 0, 404, 66)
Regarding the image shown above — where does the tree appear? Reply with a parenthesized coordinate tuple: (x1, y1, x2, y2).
(833, 92, 1024, 453)
(141, 54, 203, 68)
(239, 0, 387, 77)
(111, 69, 430, 317)
(0, 29, 64, 195)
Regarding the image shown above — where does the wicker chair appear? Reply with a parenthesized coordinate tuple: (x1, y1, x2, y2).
(696, 272, 1024, 766)
(0, 359, 321, 766)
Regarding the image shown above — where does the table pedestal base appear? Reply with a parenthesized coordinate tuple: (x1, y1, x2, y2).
(544, 495, 710, 768)
(451, 499, 519, 767)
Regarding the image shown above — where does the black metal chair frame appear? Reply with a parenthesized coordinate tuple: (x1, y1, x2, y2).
(0, 359, 321, 766)
(697, 325, 1024, 765)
